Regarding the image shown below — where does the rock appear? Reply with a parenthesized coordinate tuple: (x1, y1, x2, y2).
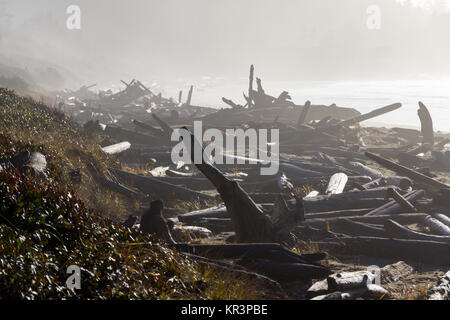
(10, 151, 47, 175)
(381, 261, 414, 284)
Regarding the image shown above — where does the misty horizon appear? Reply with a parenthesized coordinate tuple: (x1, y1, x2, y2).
(2, 0, 450, 88)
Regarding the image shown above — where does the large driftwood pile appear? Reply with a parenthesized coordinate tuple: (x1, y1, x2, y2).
(60, 65, 450, 299)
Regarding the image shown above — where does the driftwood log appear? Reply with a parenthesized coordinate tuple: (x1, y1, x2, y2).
(110, 168, 214, 201)
(433, 213, 450, 228)
(237, 258, 332, 283)
(421, 215, 450, 236)
(364, 190, 425, 217)
(384, 219, 450, 243)
(301, 213, 428, 230)
(418, 102, 434, 147)
(316, 237, 450, 266)
(365, 152, 449, 190)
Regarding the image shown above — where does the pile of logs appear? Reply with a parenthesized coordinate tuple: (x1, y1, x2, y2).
(66, 65, 450, 299)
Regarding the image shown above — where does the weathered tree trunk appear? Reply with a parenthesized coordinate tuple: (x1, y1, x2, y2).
(387, 187, 418, 212)
(183, 128, 299, 243)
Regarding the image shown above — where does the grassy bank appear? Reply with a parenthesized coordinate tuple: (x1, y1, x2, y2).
(0, 88, 267, 300)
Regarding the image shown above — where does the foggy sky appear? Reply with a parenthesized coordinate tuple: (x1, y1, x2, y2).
(1, 0, 450, 88)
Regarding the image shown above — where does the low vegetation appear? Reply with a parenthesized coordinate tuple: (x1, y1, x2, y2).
(0, 88, 266, 300)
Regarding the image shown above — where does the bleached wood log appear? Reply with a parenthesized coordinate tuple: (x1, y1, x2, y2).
(325, 173, 348, 195)
(178, 205, 228, 223)
(365, 152, 449, 190)
(102, 142, 131, 155)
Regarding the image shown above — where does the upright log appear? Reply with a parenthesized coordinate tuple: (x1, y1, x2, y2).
(186, 85, 194, 106)
(248, 65, 254, 108)
(418, 102, 434, 146)
(297, 100, 311, 127)
(428, 271, 450, 300)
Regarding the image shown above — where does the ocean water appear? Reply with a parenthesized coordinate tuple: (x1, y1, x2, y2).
(164, 79, 450, 133)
